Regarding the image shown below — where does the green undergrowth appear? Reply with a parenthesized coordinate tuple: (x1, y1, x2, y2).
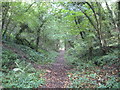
(65, 46, 119, 69)
(64, 52, 94, 70)
(67, 70, 119, 88)
(65, 46, 119, 88)
(1, 41, 58, 88)
(17, 45, 58, 64)
(1, 60, 45, 88)
(3, 41, 58, 64)
(1, 47, 46, 88)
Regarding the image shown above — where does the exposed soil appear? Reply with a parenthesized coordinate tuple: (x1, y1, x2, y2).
(40, 50, 71, 88)
(2, 42, 120, 88)
(3, 43, 71, 88)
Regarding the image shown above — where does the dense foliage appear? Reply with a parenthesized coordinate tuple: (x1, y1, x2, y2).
(2, 42, 58, 88)
(1, 1, 120, 88)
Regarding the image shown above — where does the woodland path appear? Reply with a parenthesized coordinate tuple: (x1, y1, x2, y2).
(40, 50, 71, 88)
(3, 43, 72, 88)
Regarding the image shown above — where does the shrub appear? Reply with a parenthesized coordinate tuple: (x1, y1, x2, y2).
(93, 54, 118, 66)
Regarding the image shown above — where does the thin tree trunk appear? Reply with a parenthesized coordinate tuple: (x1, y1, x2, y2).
(105, 0, 116, 28)
(2, 2, 10, 30)
(36, 28, 41, 52)
(86, 2, 99, 26)
(2, 17, 11, 38)
(98, 2, 107, 54)
(74, 17, 85, 39)
(118, 1, 120, 58)
(36, 22, 45, 52)
(79, 6, 105, 54)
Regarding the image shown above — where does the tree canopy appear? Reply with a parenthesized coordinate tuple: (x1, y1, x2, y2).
(1, 1, 120, 88)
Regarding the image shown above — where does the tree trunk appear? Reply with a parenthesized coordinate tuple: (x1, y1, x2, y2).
(2, 2, 10, 30)
(74, 17, 85, 39)
(89, 47, 93, 60)
(98, 2, 107, 54)
(2, 17, 11, 38)
(36, 28, 41, 52)
(105, 0, 116, 28)
(118, 2, 120, 58)
(35, 20, 46, 52)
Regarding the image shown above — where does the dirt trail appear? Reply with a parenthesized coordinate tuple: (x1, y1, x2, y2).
(41, 50, 71, 88)
(3, 43, 71, 88)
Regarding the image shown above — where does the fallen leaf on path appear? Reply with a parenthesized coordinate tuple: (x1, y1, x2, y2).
(46, 70, 51, 73)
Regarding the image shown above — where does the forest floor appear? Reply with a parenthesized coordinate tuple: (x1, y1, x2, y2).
(38, 50, 72, 88)
(3, 42, 72, 88)
(3, 42, 119, 88)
